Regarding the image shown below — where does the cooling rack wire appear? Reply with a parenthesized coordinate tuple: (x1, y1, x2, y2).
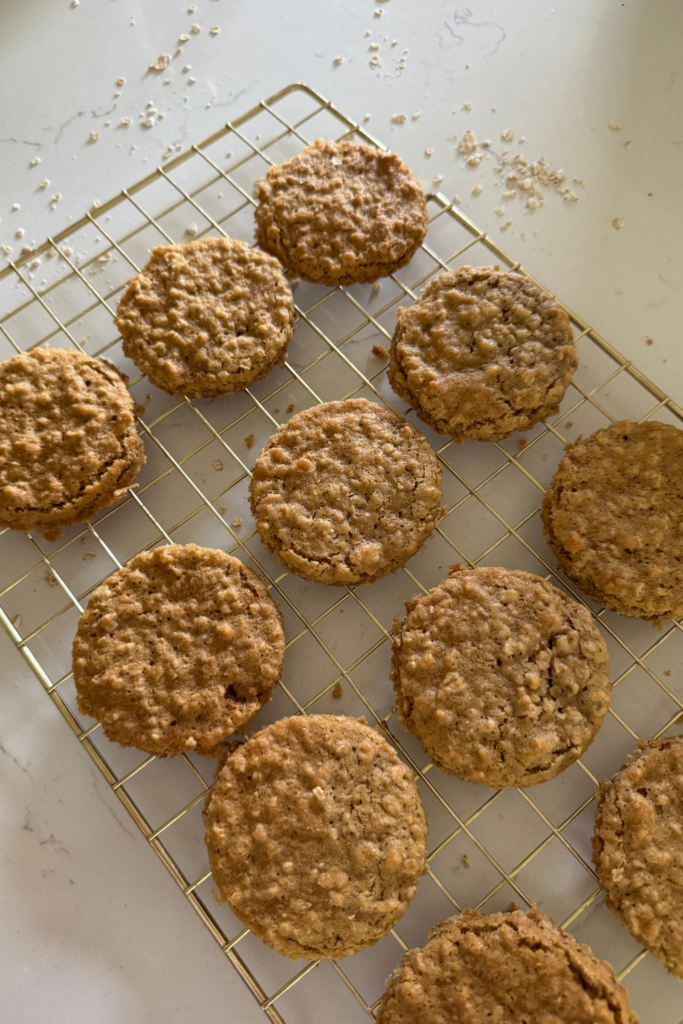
(1, 83, 682, 1024)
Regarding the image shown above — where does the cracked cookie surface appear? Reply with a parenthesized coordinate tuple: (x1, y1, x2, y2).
(593, 735, 683, 979)
(388, 265, 576, 441)
(0, 346, 145, 539)
(203, 714, 427, 959)
(73, 544, 284, 756)
(115, 237, 294, 398)
(376, 907, 638, 1024)
(249, 398, 442, 585)
(254, 138, 428, 286)
(392, 567, 610, 787)
(542, 419, 683, 621)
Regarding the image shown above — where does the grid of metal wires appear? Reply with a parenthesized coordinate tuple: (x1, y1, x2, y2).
(1, 83, 682, 1024)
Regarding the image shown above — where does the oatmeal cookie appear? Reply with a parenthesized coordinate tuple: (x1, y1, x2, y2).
(115, 237, 294, 397)
(392, 567, 610, 787)
(204, 714, 427, 959)
(73, 544, 284, 756)
(249, 398, 442, 585)
(376, 907, 638, 1024)
(0, 346, 144, 539)
(542, 419, 683, 620)
(388, 265, 576, 441)
(254, 139, 428, 286)
(593, 735, 683, 979)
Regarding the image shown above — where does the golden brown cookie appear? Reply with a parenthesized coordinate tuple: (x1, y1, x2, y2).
(204, 714, 427, 959)
(388, 266, 576, 441)
(115, 237, 294, 398)
(593, 735, 683, 979)
(542, 420, 683, 621)
(73, 544, 284, 756)
(376, 907, 639, 1024)
(254, 138, 428, 286)
(249, 398, 442, 585)
(392, 567, 610, 787)
(0, 346, 145, 540)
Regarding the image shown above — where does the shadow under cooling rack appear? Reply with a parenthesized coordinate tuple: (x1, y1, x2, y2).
(1, 83, 682, 1024)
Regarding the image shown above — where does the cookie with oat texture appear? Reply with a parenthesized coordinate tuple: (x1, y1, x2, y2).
(73, 543, 284, 757)
(376, 907, 638, 1024)
(542, 419, 683, 621)
(391, 566, 610, 787)
(115, 237, 294, 398)
(254, 138, 428, 286)
(204, 714, 427, 959)
(249, 398, 442, 585)
(0, 346, 145, 540)
(593, 735, 683, 979)
(388, 265, 576, 441)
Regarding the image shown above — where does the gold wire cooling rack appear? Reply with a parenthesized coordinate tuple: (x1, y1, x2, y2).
(1, 82, 682, 1024)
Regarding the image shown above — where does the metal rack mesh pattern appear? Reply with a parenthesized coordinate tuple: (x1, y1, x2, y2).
(1, 83, 682, 1024)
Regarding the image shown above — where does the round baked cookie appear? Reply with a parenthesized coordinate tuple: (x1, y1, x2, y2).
(203, 714, 427, 959)
(376, 907, 639, 1024)
(115, 237, 294, 398)
(542, 419, 683, 621)
(0, 346, 145, 540)
(593, 735, 683, 979)
(388, 265, 577, 441)
(392, 566, 610, 787)
(254, 138, 428, 286)
(249, 398, 442, 585)
(73, 544, 284, 757)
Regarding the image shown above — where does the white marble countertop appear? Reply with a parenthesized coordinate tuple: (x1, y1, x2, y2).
(1, 2, 682, 1022)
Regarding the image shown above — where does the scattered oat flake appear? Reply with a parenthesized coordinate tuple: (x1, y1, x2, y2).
(480, 139, 491, 148)
(30, 258, 41, 268)
(424, 148, 433, 156)
(332, 681, 343, 699)
(61, 247, 73, 256)
(369, 42, 380, 50)
(372, 281, 382, 294)
(608, 121, 622, 131)
(179, 33, 189, 42)
(433, 174, 443, 184)
(245, 434, 254, 449)
(210, 26, 220, 34)
(98, 252, 111, 262)
(501, 129, 515, 141)
(71, 0, 79, 6)
(183, 64, 191, 72)
(364, 114, 371, 122)
(457, 129, 477, 154)
(391, 38, 397, 45)
(612, 218, 624, 230)
(374, 7, 383, 14)
(370, 55, 380, 66)
(149, 54, 171, 72)
(461, 855, 469, 869)
(1, 245, 11, 255)
(117, 77, 126, 86)
(452, 195, 461, 205)
(372, 344, 389, 358)
(29, 157, 41, 167)
(624, 140, 631, 148)
(12, 203, 20, 211)
(500, 221, 512, 231)
(472, 184, 482, 195)
(392, 113, 406, 123)
(89, 131, 99, 142)
(84, 551, 97, 560)
(333, 55, 344, 64)
(494, 207, 504, 216)
(412, 109, 421, 120)
(573, 178, 584, 186)
(15, 228, 24, 239)
(185, 223, 198, 236)
(468, 153, 483, 167)
(191, 24, 201, 33)
(462, 101, 472, 111)
(187, 77, 196, 84)
(141, 118, 155, 129)
(213, 459, 224, 471)
(39, 179, 49, 188)
(231, 517, 242, 529)
(120, 116, 132, 125)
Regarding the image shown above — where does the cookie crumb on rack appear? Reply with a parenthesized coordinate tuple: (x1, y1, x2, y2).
(424, 147, 433, 156)
(213, 459, 224, 471)
(646, 338, 654, 346)
(372, 344, 389, 358)
(333, 55, 344, 64)
(286, 404, 295, 414)
(608, 120, 622, 131)
(332, 681, 343, 699)
(210, 26, 220, 35)
(392, 113, 406, 123)
(461, 854, 469, 869)
(472, 184, 482, 195)
(612, 217, 624, 230)
(89, 131, 99, 142)
(412, 109, 422, 120)
(501, 128, 515, 141)
(185, 223, 198, 236)
(245, 434, 254, 449)
(231, 517, 242, 529)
